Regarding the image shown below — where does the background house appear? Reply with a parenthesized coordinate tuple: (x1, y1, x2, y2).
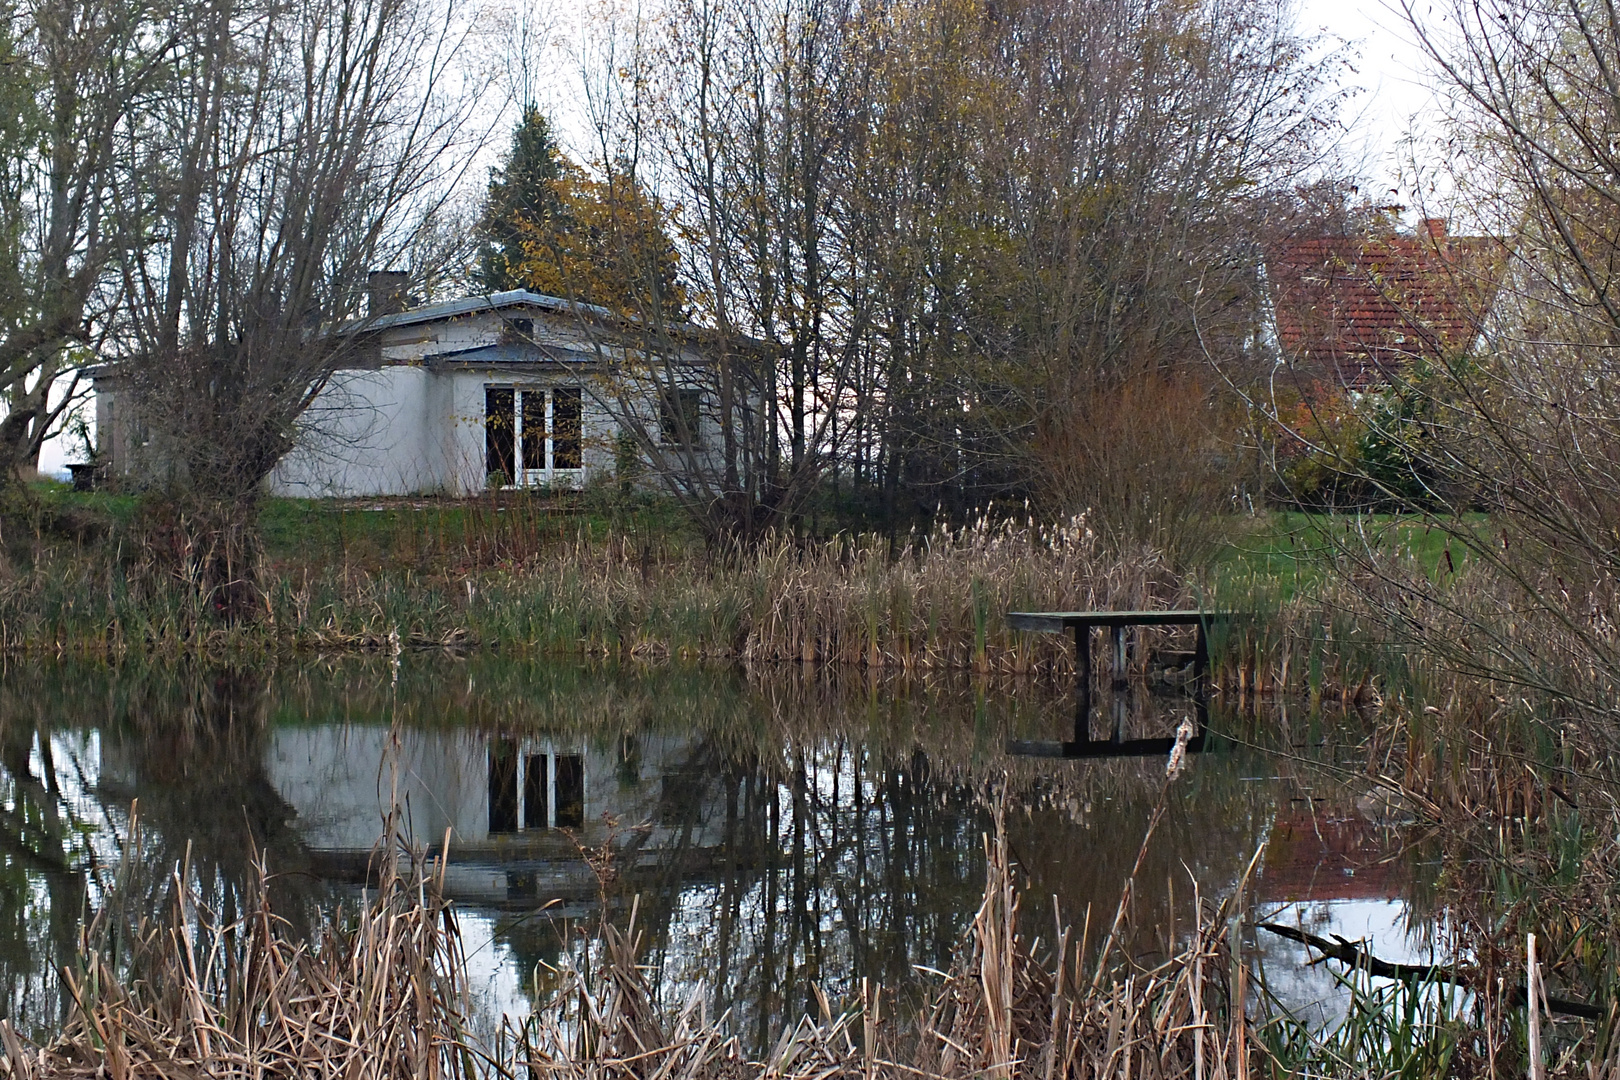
(1267, 219, 1504, 391)
(93, 283, 739, 498)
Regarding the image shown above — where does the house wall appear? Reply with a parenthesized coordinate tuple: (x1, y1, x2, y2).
(93, 295, 745, 499)
(261, 725, 719, 854)
(270, 366, 439, 497)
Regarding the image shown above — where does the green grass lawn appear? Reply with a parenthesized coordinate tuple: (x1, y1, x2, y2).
(28, 481, 701, 573)
(1212, 510, 1485, 601)
(25, 479, 1490, 596)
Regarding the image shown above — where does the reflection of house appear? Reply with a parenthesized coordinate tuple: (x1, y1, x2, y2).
(92, 282, 750, 497)
(1268, 219, 1504, 391)
(1257, 803, 1406, 903)
(99, 725, 729, 908)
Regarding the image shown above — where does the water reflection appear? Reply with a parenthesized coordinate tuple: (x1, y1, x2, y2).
(0, 658, 1433, 1045)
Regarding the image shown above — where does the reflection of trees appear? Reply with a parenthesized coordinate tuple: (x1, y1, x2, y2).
(619, 738, 987, 1049)
(0, 721, 92, 1036)
(0, 656, 1391, 1053)
(0, 664, 324, 1037)
(97, 666, 321, 939)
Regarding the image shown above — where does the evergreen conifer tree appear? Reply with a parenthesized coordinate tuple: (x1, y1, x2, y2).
(476, 106, 565, 293)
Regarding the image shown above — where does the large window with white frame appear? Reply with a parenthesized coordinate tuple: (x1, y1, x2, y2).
(487, 738, 586, 834)
(485, 386, 583, 488)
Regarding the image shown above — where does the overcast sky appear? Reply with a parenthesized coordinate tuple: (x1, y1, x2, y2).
(1302, 0, 1447, 210)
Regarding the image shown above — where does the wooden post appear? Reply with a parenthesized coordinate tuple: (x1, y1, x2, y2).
(1111, 625, 1127, 689)
(1194, 618, 1210, 693)
(1074, 623, 1093, 743)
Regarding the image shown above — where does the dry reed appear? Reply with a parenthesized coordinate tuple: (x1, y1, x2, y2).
(0, 515, 1185, 670)
(12, 788, 1272, 1080)
(15, 829, 479, 1080)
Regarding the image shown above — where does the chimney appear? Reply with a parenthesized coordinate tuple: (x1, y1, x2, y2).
(1421, 217, 1447, 239)
(367, 270, 410, 317)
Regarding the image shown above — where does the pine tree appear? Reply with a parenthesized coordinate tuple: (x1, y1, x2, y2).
(476, 106, 566, 293)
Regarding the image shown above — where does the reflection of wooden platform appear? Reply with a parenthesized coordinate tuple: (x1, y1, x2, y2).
(1006, 610, 1233, 760)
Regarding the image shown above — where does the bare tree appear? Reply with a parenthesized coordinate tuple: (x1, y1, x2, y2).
(0, 0, 176, 497)
(112, 0, 482, 612)
(552, 0, 1341, 544)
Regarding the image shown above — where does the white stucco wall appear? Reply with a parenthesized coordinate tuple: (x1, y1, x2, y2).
(271, 366, 441, 497)
(262, 726, 721, 854)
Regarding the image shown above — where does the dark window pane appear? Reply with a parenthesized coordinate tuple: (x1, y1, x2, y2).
(488, 739, 519, 834)
(524, 754, 548, 829)
(555, 754, 584, 828)
(553, 387, 582, 469)
(485, 388, 515, 486)
(521, 391, 546, 472)
(658, 387, 702, 447)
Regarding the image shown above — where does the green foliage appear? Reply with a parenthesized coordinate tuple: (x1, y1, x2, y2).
(1261, 974, 1467, 1078)
(476, 106, 568, 293)
(1275, 363, 1463, 512)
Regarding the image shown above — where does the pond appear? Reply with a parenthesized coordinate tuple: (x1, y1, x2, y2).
(0, 657, 1444, 1045)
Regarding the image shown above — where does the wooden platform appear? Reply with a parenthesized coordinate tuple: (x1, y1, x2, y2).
(1004, 608, 1235, 760)
(1006, 609, 1232, 631)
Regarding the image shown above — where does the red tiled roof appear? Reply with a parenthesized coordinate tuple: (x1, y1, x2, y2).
(1269, 227, 1504, 391)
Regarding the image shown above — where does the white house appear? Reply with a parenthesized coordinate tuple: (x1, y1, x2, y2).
(93, 285, 745, 498)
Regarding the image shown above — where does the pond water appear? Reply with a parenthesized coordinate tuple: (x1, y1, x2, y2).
(0, 657, 1443, 1045)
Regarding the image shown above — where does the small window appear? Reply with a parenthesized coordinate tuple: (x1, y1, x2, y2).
(509, 317, 534, 339)
(659, 387, 703, 447)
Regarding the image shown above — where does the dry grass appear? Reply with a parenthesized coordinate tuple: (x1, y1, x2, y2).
(0, 515, 1185, 668)
(10, 780, 1271, 1080)
(16, 829, 480, 1080)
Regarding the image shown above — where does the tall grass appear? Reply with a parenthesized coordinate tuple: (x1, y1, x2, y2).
(0, 515, 1184, 667)
(22, 795, 1274, 1080)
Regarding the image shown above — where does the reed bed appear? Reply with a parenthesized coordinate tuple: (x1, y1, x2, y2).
(0, 516, 1184, 669)
(15, 789, 1275, 1080)
(509, 802, 1265, 1080)
(22, 837, 480, 1080)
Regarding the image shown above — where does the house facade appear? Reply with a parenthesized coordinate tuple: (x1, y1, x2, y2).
(93, 288, 736, 498)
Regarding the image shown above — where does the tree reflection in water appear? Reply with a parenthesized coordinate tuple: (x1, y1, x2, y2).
(0, 657, 1418, 1048)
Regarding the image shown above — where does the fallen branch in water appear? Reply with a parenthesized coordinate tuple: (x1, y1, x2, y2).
(1257, 921, 1606, 1020)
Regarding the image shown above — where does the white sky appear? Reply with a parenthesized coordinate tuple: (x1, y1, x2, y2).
(1302, 0, 1447, 209)
(37, 0, 1446, 479)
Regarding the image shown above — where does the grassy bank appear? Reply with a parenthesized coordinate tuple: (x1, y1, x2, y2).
(1, 491, 1186, 668)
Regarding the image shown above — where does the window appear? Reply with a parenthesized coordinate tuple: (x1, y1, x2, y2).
(552, 388, 582, 469)
(487, 742, 587, 834)
(485, 385, 585, 487)
(509, 317, 534, 339)
(485, 388, 515, 487)
(521, 391, 546, 472)
(659, 387, 703, 447)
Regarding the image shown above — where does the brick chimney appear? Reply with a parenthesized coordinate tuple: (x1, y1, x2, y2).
(367, 270, 410, 317)
(1421, 217, 1447, 239)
